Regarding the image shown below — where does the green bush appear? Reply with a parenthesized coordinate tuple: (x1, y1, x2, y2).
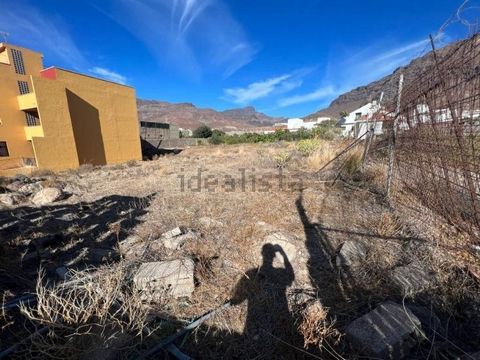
(297, 139, 321, 155)
(193, 125, 213, 138)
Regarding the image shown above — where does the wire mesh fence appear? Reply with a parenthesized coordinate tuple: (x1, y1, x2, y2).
(372, 33, 480, 245)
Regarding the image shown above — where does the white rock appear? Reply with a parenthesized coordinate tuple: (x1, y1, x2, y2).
(0, 193, 25, 206)
(199, 217, 224, 228)
(260, 232, 298, 267)
(163, 231, 198, 250)
(133, 259, 195, 300)
(31, 188, 63, 206)
(162, 227, 185, 239)
(18, 182, 42, 194)
(336, 240, 367, 267)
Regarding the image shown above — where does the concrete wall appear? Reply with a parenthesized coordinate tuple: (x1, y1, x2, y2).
(30, 76, 80, 171)
(0, 44, 43, 171)
(54, 69, 142, 166)
(0, 43, 142, 175)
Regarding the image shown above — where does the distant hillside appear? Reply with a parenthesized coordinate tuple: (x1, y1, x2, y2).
(137, 100, 283, 130)
(305, 41, 458, 120)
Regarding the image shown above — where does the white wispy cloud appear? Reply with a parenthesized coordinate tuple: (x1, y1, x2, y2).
(224, 74, 302, 104)
(89, 67, 127, 85)
(277, 86, 336, 107)
(97, 0, 256, 79)
(0, 4, 87, 69)
(331, 36, 438, 92)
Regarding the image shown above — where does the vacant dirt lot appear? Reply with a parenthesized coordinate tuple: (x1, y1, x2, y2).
(1, 142, 479, 359)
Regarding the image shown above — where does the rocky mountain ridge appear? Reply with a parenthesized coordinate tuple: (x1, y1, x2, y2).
(305, 40, 458, 120)
(137, 99, 284, 130)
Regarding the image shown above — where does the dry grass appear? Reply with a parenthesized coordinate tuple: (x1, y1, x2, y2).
(342, 146, 363, 177)
(305, 141, 343, 171)
(3, 140, 480, 358)
(297, 302, 341, 349)
(19, 265, 150, 359)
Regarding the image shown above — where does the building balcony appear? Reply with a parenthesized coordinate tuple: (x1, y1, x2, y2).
(24, 125, 44, 140)
(17, 93, 38, 111)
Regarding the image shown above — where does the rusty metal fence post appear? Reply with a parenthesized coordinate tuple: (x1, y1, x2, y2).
(386, 74, 404, 198)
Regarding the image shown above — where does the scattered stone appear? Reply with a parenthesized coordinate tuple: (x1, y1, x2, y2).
(199, 217, 224, 228)
(163, 230, 199, 250)
(0, 193, 25, 206)
(162, 226, 186, 239)
(391, 265, 434, 295)
(17, 182, 43, 195)
(5, 181, 21, 192)
(31, 187, 64, 206)
(256, 221, 278, 233)
(346, 301, 423, 359)
(63, 183, 83, 196)
(133, 259, 195, 300)
(336, 240, 367, 267)
(262, 232, 298, 265)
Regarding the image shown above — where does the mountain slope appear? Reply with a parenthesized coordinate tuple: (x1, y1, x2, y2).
(137, 100, 283, 130)
(305, 41, 457, 120)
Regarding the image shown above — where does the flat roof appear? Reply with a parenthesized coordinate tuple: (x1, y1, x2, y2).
(41, 66, 134, 89)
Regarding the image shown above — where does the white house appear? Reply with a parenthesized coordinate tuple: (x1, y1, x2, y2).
(287, 117, 329, 132)
(340, 101, 382, 138)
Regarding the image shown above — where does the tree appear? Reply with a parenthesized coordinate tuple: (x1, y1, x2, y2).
(193, 125, 213, 138)
(339, 111, 349, 118)
(210, 129, 225, 144)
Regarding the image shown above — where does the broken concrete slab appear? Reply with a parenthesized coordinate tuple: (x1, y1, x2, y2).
(162, 227, 186, 239)
(346, 301, 423, 360)
(31, 188, 64, 206)
(391, 265, 434, 295)
(163, 230, 199, 250)
(336, 240, 367, 267)
(17, 182, 43, 195)
(133, 259, 195, 300)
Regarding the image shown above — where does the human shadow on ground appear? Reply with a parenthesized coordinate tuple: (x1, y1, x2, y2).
(0, 193, 155, 295)
(176, 243, 305, 359)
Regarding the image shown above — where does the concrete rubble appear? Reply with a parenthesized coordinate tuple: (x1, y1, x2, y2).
(133, 259, 195, 300)
(346, 301, 423, 359)
(391, 264, 434, 295)
(0, 193, 25, 206)
(262, 232, 298, 265)
(31, 187, 64, 206)
(162, 227, 199, 250)
(336, 240, 367, 267)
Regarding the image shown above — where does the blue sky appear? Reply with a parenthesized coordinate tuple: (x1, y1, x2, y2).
(0, 0, 474, 117)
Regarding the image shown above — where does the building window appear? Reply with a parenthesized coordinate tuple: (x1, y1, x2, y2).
(11, 48, 26, 75)
(355, 112, 362, 120)
(18, 80, 30, 95)
(25, 111, 40, 126)
(0, 142, 9, 157)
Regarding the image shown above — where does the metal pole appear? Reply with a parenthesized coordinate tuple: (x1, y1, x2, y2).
(386, 74, 404, 198)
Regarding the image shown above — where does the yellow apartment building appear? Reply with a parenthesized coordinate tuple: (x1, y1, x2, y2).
(0, 43, 142, 175)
